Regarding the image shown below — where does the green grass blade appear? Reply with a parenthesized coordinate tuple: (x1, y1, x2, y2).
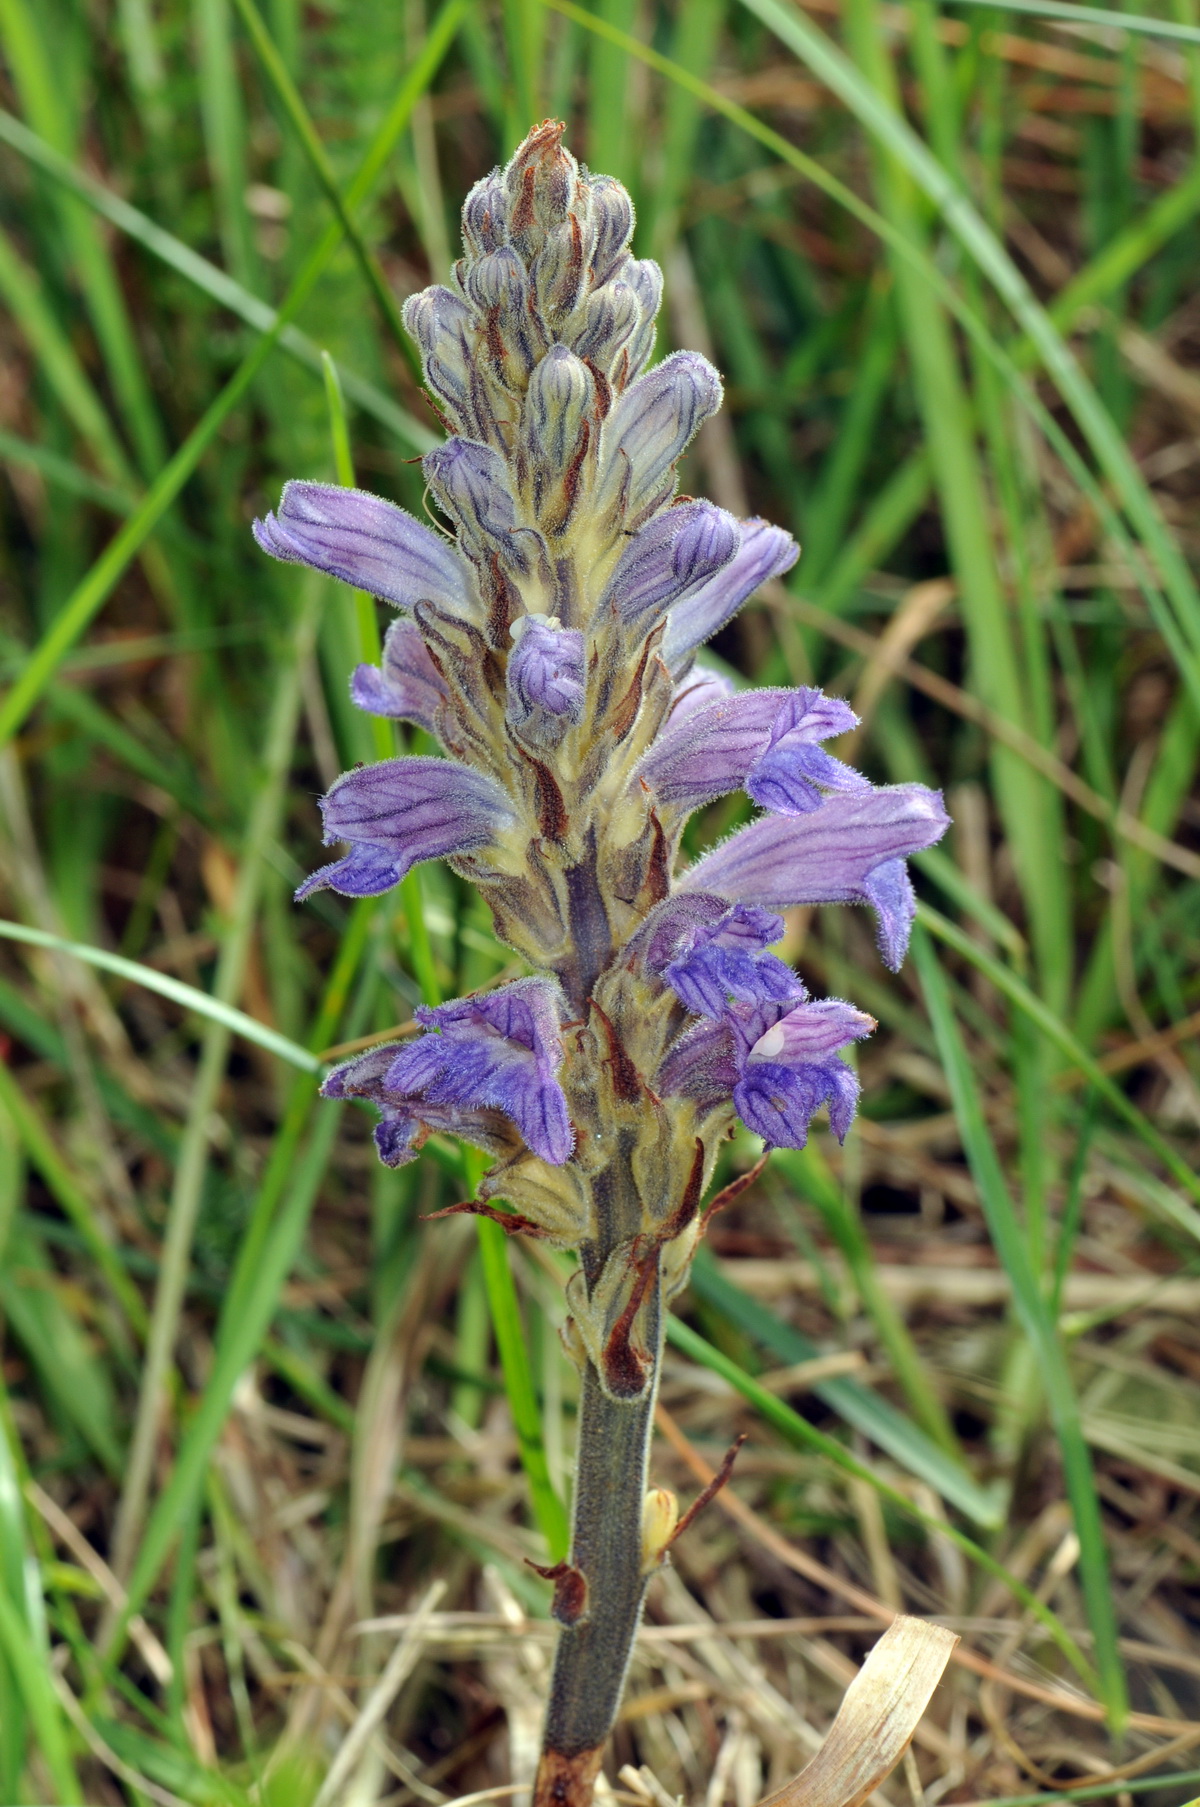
(736, 0, 1200, 701)
(666, 1313, 1096, 1691)
(918, 903, 1200, 1213)
(0, 106, 434, 450)
(948, 0, 1200, 43)
(0, 0, 465, 753)
(0, 1062, 148, 1334)
(230, 0, 418, 371)
(0, 920, 321, 1071)
(0, 1581, 84, 1803)
(690, 1248, 1000, 1524)
(477, 1218, 571, 1559)
(910, 926, 1127, 1727)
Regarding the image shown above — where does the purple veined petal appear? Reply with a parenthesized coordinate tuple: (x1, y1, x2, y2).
(667, 666, 736, 724)
(656, 1017, 739, 1106)
(733, 1057, 861, 1149)
(350, 619, 448, 730)
(295, 757, 515, 901)
(744, 690, 867, 815)
(664, 942, 802, 1019)
(321, 1041, 523, 1168)
(680, 785, 950, 969)
(507, 615, 585, 723)
(600, 501, 739, 627)
(465, 245, 530, 312)
(661, 901, 802, 1018)
(424, 438, 515, 544)
(597, 351, 723, 519)
(861, 857, 919, 973)
(401, 286, 477, 426)
(383, 978, 573, 1165)
(663, 518, 799, 668)
(640, 687, 858, 814)
(253, 480, 472, 614)
(747, 997, 875, 1066)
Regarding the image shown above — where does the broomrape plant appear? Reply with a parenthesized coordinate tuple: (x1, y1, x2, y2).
(255, 121, 949, 1804)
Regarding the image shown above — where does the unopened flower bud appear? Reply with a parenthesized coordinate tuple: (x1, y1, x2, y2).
(461, 171, 509, 257)
(641, 1486, 679, 1572)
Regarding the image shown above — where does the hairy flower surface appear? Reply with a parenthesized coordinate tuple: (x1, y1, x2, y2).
(257, 121, 948, 1396)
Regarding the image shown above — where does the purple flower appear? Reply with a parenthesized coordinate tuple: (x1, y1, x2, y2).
(663, 518, 798, 668)
(681, 785, 950, 969)
(508, 616, 585, 725)
(639, 686, 867, 816)
(601, 501, 740, 628)
(322, 978, 573, 1166)
(659, 993, 873, 1148)
(295, 756, 515, 900)
(596, 352, 724, 525)
(734, 997, 873, 1147)
(351, 619, 449, 732)
(662, 903, 804, 1017)
(253, 481, 472, 615)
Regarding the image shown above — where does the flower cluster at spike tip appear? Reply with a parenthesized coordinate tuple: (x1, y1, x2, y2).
(255, 122, 948, 1394)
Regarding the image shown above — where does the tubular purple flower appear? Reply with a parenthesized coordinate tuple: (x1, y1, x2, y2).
(508, 616, 585, 724)
(681, 785, 950, 968)
(596, 352, 724, 523)
(373, 978, 574, 1166)
(639, 685, 865, 815)
(662, 903, 803, 1017)
(601, 501, 739, 628)
(350, 619, 449, 732)
(295, 756, 516, 900)
(253, 480, 472, 614)
(425, 437, 541, 573)
(662, 517, 799, 668)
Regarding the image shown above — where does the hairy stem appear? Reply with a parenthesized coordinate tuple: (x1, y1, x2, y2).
(534, 1284, 664, 1807)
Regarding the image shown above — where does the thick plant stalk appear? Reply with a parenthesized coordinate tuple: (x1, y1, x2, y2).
(258, 121, 949, 1804)
(536, 1321, 662, 1804)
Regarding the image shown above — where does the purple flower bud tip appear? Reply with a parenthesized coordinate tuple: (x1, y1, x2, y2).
(254, 480, 472, 615)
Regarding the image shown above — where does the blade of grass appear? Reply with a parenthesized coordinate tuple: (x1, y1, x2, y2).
(105, 582, 321, 1592)
(689, 1247, 1000, 1524)
(477, 1216, 571, 1559)
(910, 924, 1127, 1728)
(0, 0, 167, 478)
(843, 0, 1072, 1012)
(665, 1313, 1096, 1691)
(0, 1581, 84, 1804)
(229, 0, 419, 373)
(947, 0, 1200, 43)
(193, 0, 259, 291)
(0, 1062, 148, 1334)
(103, 903, 376, 1666)
(549, 0, 1200, 742)
(918, 902, 1200, 1213)
(0, 920, 322, 1072)
(736, 0, 1200, 706)
(0, 105, 434, 450)
(0, 0, 467, 752)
